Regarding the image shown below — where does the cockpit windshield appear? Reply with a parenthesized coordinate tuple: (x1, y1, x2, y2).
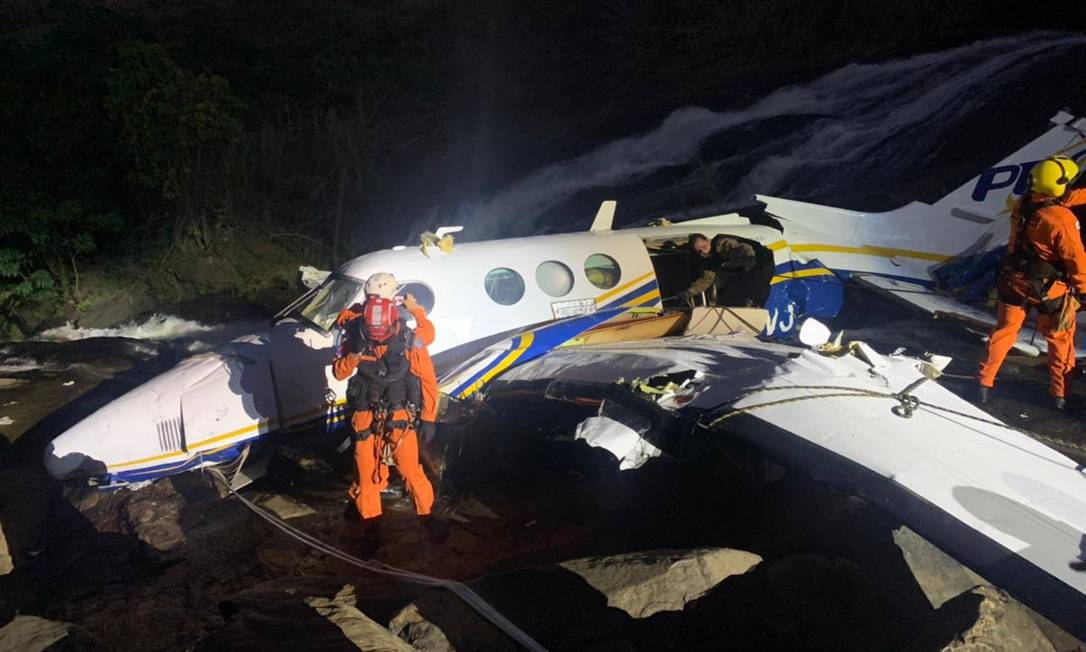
(291, 277, 362, 331)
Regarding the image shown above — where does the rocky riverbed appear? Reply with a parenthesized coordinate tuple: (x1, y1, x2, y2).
(1, 290, 1086, 651)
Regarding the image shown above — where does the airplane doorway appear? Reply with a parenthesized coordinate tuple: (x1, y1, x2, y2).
(645, 235, 774, 308)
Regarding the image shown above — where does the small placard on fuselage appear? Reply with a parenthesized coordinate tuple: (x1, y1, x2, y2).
(552, 298, 597, 319)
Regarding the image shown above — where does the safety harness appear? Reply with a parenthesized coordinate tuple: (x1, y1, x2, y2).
(343, 317, 422, 442)
(998, 194, 1066, 314)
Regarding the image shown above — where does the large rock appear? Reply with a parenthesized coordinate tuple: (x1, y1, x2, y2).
(260, 494, 317, 520)
(387, 602, 455, 651)
(75, 289, 152, 330)
(0, 522, 12, 575)
(197, 576, 419, 651)
(559, 547, 761, 618)
(893, 526, 987, 608)
(171, 253, 244, 293)
(903, 585, 1056, 652)
(388, 548, 762, 651)
(118, 480, 187, 551)
(893, 526, 1083, 651)
(305, 585, 415, 652)
(0, 615, 104, 651)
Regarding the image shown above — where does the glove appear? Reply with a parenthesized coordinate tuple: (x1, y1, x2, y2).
(677, 289, 695, 307)
(417, 420, 437, 444)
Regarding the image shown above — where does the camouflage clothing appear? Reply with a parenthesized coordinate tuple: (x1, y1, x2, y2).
(684, 237, 757, 297)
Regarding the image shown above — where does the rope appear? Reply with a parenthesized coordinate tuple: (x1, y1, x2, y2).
(698, 384, 1086, 457)
(205, 468, 549, 652)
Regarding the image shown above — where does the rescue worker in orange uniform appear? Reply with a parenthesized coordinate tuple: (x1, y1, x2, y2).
(332, 272, 445, 548)
(977, 156, 1086, 410)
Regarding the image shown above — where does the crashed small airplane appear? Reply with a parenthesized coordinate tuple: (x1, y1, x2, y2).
(44, 111, 1086, 639)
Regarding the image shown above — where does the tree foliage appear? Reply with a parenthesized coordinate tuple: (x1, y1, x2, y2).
(106, 43, 245, 248)
(0, 9, 134, 316)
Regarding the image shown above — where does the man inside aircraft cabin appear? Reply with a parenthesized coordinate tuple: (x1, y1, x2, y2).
(332, 272, 446, 550)
(677, 233, 770, 308)
(977, 156, 1086, 410)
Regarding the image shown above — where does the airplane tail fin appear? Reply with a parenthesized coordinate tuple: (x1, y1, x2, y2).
(758, 111, 1086, 281)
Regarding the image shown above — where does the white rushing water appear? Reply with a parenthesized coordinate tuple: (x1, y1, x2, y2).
(450, 32, 1086, 238)
(34, 314, 271, 352)
(36, 314, 219, 342)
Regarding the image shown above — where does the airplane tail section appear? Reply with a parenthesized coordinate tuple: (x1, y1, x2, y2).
(759, 111, 1086, 283)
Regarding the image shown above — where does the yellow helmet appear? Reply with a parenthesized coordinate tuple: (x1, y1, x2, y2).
(1030, 156, 1079, 198)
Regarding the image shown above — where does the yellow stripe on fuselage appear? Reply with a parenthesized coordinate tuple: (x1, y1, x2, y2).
(770, 268, 839, 285)
(456, 331, 536, 399)
(107, 398, 351, 472)
(595, 271, 655, 305)
(789, 243, 951, 263)
(622, 287, 661, 307)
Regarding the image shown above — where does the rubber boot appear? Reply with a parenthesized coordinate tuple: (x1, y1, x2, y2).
(1053, 395, 1067, 411)
(978, 385, 991, 405)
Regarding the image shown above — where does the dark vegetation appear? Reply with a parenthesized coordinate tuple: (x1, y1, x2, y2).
(2, 0, 1084, 337)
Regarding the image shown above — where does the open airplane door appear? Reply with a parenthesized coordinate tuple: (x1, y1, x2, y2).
(181, 356, 279, 462)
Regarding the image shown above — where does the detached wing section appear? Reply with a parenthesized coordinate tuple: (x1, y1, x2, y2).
(854, 274, 1086, 358)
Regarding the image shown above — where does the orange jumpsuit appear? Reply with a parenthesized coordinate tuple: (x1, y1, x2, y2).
(332, 304, 439, 519)
(978, 189, 1086, 398)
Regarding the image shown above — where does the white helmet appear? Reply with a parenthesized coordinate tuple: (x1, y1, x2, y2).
(364, 272, 397, 300)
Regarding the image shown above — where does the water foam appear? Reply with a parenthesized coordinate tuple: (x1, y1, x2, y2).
(36, 314, 218, 342)
(450, 32, 1086, 238)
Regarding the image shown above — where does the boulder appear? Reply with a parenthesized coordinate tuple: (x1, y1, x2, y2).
(75, 289, 152, 330)
(260, 495, 316, 520)
(118, 481, 187, 551)
(892, 526, 1083, 651)
(388, 603, 456, 652)
(903, 585, 1055, 652)
(0, 615, 104, 651)
(559, 547, 761, 618)
(388, 548, 763, 651)
(893, 526, 987, 608)
(198, 576, 420, 651)
(305, 585, 415, 652)
(0, 521, 12, 575)
(171, 253, 244, 293)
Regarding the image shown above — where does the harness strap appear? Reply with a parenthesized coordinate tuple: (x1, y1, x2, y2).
(1002, 195, 1067, 311)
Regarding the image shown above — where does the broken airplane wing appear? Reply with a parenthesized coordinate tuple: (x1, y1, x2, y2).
(481, 326, 1086, 642)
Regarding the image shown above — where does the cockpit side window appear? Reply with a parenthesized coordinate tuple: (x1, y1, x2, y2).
(294, 277, 362, 331)
(397, 281, 436, 312)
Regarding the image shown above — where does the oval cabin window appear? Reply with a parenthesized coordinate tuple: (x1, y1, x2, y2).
(535, 261, 574, 297)
(584, 253, 621, 290)
(484, 268, 526, 305)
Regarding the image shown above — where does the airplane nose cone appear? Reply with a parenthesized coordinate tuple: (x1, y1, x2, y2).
(44, 428, 108, 480)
